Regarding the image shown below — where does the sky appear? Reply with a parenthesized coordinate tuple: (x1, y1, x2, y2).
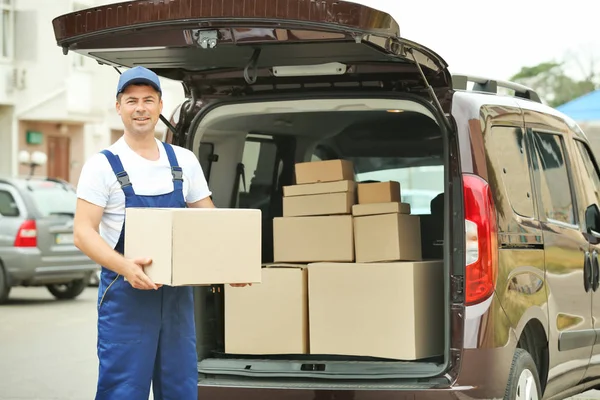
(350, 0, 600, 81)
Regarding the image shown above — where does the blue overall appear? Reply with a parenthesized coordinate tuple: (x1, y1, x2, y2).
(95, 143, 197, 400)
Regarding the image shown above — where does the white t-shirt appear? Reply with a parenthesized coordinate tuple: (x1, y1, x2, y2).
(76, 137, 212, 249)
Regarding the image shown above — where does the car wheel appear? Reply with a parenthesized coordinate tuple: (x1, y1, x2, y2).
(0, 262, 11, 304)
(46, 279, 87, 300)
(504, 348, 541, 400)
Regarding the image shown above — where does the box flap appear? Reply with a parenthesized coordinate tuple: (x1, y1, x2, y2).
(283, 180, 356, 197)
(263, 263, 308, 270)
(352, 202, 411, 216)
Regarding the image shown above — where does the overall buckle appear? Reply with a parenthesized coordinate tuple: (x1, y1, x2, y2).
(115, 171, 132, 188)
(171, 166, 184, 181)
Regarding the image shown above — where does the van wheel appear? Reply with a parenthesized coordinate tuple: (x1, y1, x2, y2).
(47, 279, 87, 300)
(504, 348, 541, 400)
(0, 262, 11, 304)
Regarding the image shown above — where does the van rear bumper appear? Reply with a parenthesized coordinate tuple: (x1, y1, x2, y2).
(197, 384, 488, 400)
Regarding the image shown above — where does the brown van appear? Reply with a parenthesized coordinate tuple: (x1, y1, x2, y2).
(53, 1, 600, 399)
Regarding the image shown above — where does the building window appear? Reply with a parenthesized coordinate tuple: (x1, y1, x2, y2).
(0, 0, 14, 61)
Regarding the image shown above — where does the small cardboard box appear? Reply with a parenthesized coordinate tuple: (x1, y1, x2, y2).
(352, 202, 411, 216)
(273, 215, 354, 263)
(353, 213, 422, 262)
(295, 159, 354, 184)
(225, 264, 308, 354)
(357, 181, 401, 204)
(307, 261, 444, 360)
(124, 208, 262, 286)
(283, 192, 355, 217)
(283, 180, 356, 197)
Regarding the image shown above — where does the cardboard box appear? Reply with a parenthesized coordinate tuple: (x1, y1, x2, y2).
(283, 192, 355, 217)
(283, 180, 356, 197)
(357, 181, 401, 204)
(308, 261, 444, 360)
(273, 215, 354, 262)
(295, 159, 354, 184)
(354, 213, 422, 262)
(124, 208, 262, 286)
(352, 201, 411, 216)
(225, 264, 308, 354)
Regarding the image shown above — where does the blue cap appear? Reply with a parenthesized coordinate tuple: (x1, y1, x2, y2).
(116, 66, 162, 97)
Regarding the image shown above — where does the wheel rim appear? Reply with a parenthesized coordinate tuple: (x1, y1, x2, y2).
(516, 368, 538, 400)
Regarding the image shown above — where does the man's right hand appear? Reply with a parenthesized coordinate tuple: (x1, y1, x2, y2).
(123, 258, 162, 290)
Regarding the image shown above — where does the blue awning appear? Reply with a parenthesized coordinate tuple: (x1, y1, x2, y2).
(556, 90, 600, 122)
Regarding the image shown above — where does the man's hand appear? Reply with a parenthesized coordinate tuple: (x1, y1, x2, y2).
(229, 283, 252, 287)
(123, 257, 162, 290)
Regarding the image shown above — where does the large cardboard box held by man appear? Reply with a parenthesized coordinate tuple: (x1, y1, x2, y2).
(124, 208, 262, 286)
(308, 261, 444, 360)
(225, 264, 308, 354)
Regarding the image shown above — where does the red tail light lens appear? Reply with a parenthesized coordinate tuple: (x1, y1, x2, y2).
(14, 219, 37, 247)
(463, 174, 498, 305)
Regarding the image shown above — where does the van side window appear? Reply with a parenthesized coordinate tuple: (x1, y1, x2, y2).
(490, 126, 534, 217)
(198, 142, 215, 182)
(572, 140, 600, 210)
(531, 132, 576, 225)
(0, 190, 19, 217)
(237, 136, 278, 210)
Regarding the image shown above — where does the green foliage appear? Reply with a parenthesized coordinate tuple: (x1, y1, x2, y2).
(510, 59, 598, 108)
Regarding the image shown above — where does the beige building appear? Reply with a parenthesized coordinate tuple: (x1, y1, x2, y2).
(0, 0, 186, 186)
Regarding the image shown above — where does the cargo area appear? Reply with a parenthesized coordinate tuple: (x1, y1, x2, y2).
(190, 97, 452, 382)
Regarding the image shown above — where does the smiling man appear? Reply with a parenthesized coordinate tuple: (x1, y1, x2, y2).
(73, 66, 219, 400)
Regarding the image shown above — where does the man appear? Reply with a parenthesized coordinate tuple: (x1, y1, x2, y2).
(74, 66, 244, 400)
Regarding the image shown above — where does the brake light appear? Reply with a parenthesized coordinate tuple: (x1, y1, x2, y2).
(463, 174, 498, 306)
(14, 219, 37, 247)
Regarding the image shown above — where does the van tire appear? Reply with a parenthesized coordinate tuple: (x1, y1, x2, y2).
(0, 262, 10, 304)
(504, 348, 541, 400)
(47, 279, 87, 300)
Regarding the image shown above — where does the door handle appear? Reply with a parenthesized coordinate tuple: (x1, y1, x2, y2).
(593, 251, 600, 292)
(584, 251, 592, 292)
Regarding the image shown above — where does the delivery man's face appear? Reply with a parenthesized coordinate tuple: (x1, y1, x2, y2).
(116, 84, 163, 137)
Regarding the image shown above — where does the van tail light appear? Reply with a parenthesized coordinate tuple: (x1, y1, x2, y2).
(14, 219, 37, 247)
(463, 174, 498, 306)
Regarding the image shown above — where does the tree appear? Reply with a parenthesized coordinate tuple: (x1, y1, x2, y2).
(509, 57, 598, 107)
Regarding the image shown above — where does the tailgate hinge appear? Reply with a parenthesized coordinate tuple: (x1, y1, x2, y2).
(194, 30, 218, 49)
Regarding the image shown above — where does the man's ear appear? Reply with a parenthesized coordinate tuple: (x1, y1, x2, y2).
(115, 100, 121, 115)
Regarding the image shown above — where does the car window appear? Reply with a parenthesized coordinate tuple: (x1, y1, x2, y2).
(531, 132, 576, 225)
(572, 139, 600, 213)
(27, 181, 77, 218)
(490, 126, 534, 218)
(0, 190, 20, 217)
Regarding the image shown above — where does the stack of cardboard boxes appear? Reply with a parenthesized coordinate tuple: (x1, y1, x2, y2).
(225, 159, 444, 361)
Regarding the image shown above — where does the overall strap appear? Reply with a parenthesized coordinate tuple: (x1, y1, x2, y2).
(162, 142, 184, 192)
(100, 150, 135, 197)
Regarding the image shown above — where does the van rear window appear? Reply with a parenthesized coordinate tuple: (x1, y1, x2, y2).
(351, 157, 443, 215)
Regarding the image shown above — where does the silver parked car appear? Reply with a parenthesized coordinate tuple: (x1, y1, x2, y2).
(0, 176, 98, 303)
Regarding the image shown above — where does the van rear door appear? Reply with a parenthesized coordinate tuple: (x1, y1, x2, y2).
(52, 0, 452, 111)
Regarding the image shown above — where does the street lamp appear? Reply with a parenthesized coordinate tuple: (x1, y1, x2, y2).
(19, 150, 48, 178)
